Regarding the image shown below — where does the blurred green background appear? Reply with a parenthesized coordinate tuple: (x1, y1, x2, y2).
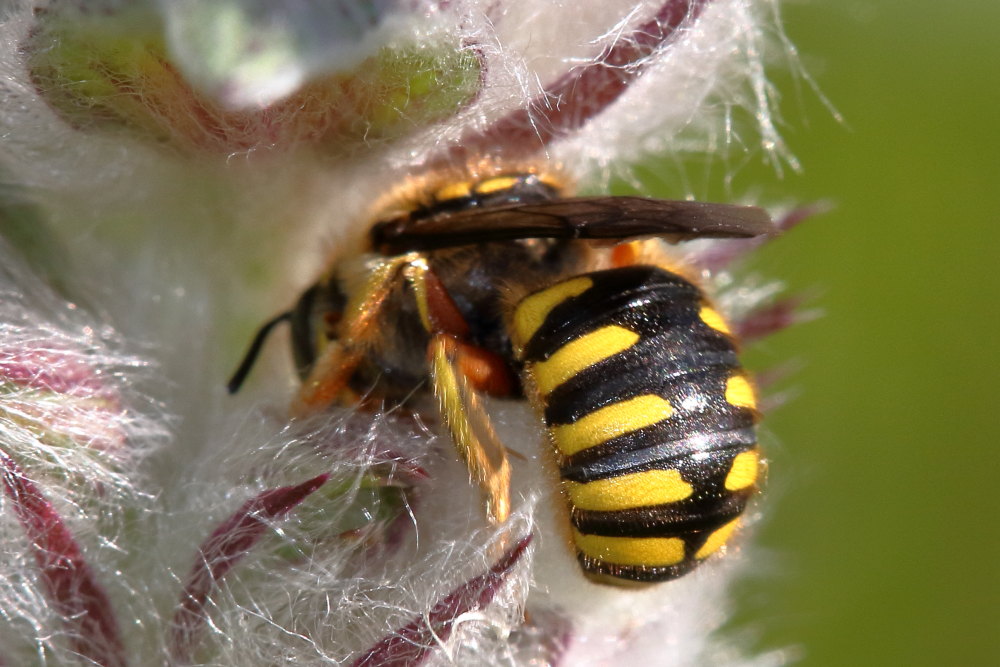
(680, 1, 999, 664)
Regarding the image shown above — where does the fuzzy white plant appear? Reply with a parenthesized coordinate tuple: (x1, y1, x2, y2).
(0, 0, 801, 665)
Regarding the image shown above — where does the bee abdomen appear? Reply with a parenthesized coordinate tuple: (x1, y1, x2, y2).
(512, 265, 760, 584)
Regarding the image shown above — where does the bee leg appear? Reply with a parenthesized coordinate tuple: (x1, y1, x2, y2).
(610, 240, 644, 267)
(427, 333, 512, 524)
(293, 253, 420, 416)
(291, 344, 364, 416)
(445, 341, 515, 397)
(611, 238, 702, 285)
(403, 259, 513, 524)
(403, 257, 516, 396)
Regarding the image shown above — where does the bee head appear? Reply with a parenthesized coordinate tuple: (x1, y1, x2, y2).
(227, 277, 347, 394)
(287, 278, 348, 380)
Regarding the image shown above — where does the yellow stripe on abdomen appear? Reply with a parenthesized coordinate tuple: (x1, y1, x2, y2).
(724, 449, 760, 491)
(699, 304, 732, 336)
(531, 325, 639, 396)
(512, 277, 592, 349)
(573, 530, 686, 567)
(694, 519, 740, 559)
(564, 468, 692, 511)
(725, 374, 757, 410)
(550, 395, 673, 456)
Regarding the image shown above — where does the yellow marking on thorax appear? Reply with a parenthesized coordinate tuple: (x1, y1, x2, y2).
(474, 175, 520, 195)
(724, 449, 760, 491)
(573, 530, 686, 567)
(564, 469, 693, 512)
(536, 173, 565, 190)
(512, 277, 593, 350)
(725, 374, 757, 410)
(531, 326, 639, 396)
(699, 304, 732, 336)
(550, 395, 673, 456)
(432, 181, 473, 202)
(694, 519, 740, 559)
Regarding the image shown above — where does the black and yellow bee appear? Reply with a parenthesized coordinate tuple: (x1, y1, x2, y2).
(229, 172, 769, 585)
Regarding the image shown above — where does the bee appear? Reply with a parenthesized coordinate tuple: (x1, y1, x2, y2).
(228, 172, 770, 585)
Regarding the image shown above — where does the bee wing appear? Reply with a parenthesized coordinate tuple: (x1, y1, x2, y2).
(429, 334, 512, 524)
(372, 197, 774, 253)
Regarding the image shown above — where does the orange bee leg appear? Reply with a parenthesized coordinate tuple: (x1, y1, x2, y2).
(450, 341, 516, 397)
(406, 259, 516, 396)
(427, 333, 512, 524)
(293, 253, 420, 416)
(292, 344, 366, 416)
(611, 240, 642, 267)
(405, 259, 514, 523)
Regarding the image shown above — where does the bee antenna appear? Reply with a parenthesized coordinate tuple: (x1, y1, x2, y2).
(226, 312, 293, 394)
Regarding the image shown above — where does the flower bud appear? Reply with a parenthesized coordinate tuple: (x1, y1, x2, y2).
(25, 1, 481, 154)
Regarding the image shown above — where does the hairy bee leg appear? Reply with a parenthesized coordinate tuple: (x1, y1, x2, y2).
(611, 238, 708, 288)
(447, 342, 515, 396)
(293, 253, 420, 416)
(404, 258, 516, 396)
(610, 240, 642, 268)
(403, 256, 469, 337)
(428, 333, 512, 524)
(292, 344, 364, 416)
(403, 259, 513, 524)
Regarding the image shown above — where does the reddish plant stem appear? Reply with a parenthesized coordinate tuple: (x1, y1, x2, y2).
(352, 533, 534, 667)
(0, 448, 127, 667)
(735, 296, 809, 343)
(168, 473, 330, 664)
(428, 0, 710, 168)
